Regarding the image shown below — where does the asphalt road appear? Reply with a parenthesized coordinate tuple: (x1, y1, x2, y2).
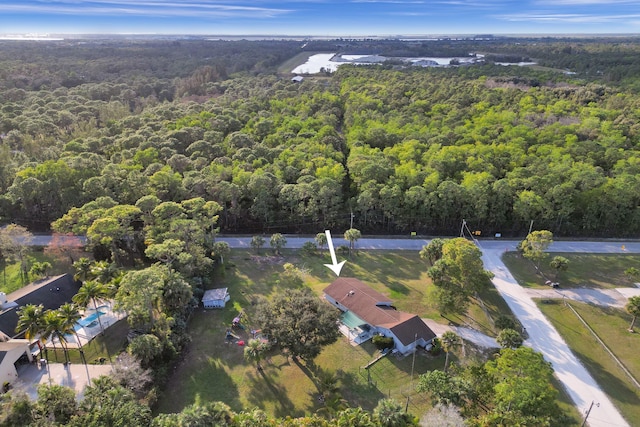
(218, 234, 640, 252)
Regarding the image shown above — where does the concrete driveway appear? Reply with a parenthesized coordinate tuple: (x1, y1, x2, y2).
(480, 242, 630, 427)
(12, 362, 113, 400)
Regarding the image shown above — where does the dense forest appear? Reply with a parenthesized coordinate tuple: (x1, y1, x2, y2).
(2, 37, 640, 238)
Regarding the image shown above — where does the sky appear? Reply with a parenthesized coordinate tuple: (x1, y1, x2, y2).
(0, 0, 639, 37)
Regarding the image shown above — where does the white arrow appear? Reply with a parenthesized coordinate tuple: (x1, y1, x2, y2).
(324, 230, 346, 276)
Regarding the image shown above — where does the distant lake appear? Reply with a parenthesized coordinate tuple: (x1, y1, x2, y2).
(292, 53, 481, 74)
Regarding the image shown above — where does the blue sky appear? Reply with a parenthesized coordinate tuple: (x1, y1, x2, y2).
(0, 0, 639, 36)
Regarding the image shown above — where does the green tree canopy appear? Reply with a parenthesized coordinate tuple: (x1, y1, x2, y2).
(254, 288, 340, 361)
(427, 238, 493, 315)
(519, 230, 553, 270)
(626, 296, 640, 332)
(496, 328, 524, 349)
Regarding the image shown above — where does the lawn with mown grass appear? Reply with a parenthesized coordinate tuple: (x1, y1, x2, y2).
(537, 299, 640, 424)
(502, 252, 640, 289)
(155, 249, 522, 418)
(0, 245, 83, 294)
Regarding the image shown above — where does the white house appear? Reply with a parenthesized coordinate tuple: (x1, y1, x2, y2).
(202, 288, 230, 309)
(0, 339, 32, 386)
(323, 278, 436, 354)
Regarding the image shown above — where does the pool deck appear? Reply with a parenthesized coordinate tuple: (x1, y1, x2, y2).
(50, 302, 125, 349)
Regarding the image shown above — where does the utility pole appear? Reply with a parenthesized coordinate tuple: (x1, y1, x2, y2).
(528, 219, 534, 235)
(581, 401, 599, 427)
(350, 211, 355, 229)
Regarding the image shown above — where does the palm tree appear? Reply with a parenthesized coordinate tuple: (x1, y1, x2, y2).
(72, 257, 92, 283)
(90, 260, 120, 285)
(334, 407, 375, 426)
(57, 303, 85, 364)
(315, 232, 327, 251)
(344, 228, 361, 257)
(441, 331, 461, 372)
(42, 310, 71, 364)
(16, 304, 46, 356)
(72, 280, 109, 335)
(626, 296, 640, 332)
(373, 398, 411, 427)
(244, 339, 267, 371)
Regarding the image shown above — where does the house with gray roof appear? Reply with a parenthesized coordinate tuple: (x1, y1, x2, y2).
(202, 287, 230, 309)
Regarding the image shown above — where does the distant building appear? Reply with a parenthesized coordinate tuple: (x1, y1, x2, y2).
(202, 288, 230, 309)
(412, 59, 439, 67)
(291, 76, 304, 83)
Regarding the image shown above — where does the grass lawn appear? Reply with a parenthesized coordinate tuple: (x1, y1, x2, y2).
(502, 252, 640, 289)
(0, 248, 79, 294)
(537, 300, 640, 423)
(154, 249, 523, 418)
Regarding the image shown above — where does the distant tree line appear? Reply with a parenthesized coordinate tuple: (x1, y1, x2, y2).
(2, 40, 640, 237)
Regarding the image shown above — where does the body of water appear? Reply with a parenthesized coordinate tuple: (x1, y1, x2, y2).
(292, 53, 480, 74)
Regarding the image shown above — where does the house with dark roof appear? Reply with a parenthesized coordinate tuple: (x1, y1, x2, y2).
(323, 277, 436, 354)
(0, 274, 81, 339)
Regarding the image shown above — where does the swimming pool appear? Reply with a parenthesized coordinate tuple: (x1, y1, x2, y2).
(77, 310, 106, 328)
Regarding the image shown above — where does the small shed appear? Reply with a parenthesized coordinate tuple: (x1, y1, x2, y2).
(291, 76, 304, 83)
(202, 288, 230, 309)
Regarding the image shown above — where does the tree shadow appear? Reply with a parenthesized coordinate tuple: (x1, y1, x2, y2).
(292, 357, 316, 382)
(570, 348, 640, 407)
(385, 280, 410, 295)
(244, 368, 302, 418)
(157, 355, 242, 414)
(340, 370, 385, 411)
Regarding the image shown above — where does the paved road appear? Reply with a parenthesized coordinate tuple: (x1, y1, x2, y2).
(220, 235, 637, 426)
(218, 234, 640, 253)
(479, 243, 631, 427)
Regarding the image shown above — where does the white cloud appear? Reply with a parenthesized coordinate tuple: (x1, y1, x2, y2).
(350, 0, 426, 3)
(497, 12, 640, 23)
(535, 0, 640, 4)
(0, 1, 292, 18)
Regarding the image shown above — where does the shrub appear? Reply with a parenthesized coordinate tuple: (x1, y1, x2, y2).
(429, 337, 442, 356)
(372, 335, 394, 350)
(494, 314, 516, 331)
(301, 241, 317, 256)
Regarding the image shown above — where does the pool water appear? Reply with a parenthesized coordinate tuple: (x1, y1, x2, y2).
(77, 310, 106, 328)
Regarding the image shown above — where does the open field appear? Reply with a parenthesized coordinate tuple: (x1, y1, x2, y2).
(155, 249, 529, 418)
(502, 252, 640, 289)
(537, 300, 640, 423)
